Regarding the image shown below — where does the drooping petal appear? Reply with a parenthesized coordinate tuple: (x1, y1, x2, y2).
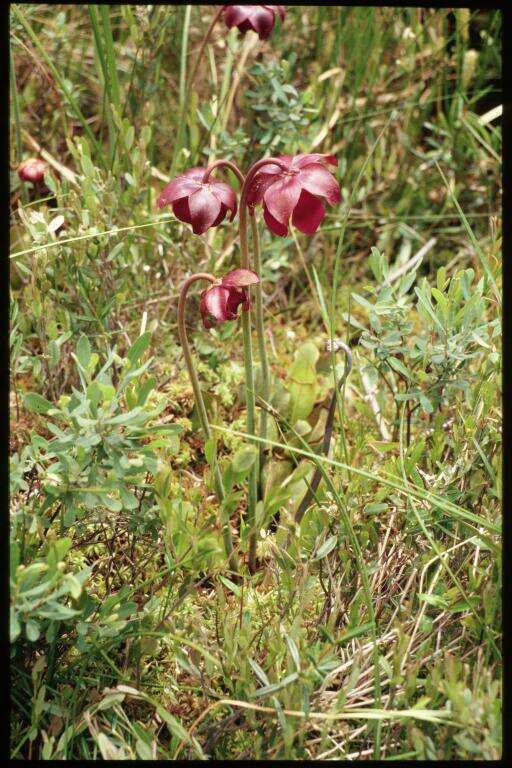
(202, 314, 215, 330)
(223, 5, 251, 28)
(210, 180, 237, 217)
(291, 189, 326, 235)
(247, 155, 292, 200)
(298, 163, 341, 205)
(263, 174, 302, 226)
(245, 167, 284, 207)
(226, 287, 248, 318)
(172, 197, 193, 226)
(187, 188, 222, 235)
(237, 18, 254, 34)
(247, 5, 275, 38)
(222, 268, 260, 288)
(263, 204, 288, 237)
(157, 177, 201, 208)
(201, 284, 232, 326)
(292, 153, 338, 170)
(274, 5, 286, 21)
(227, 288, 251, 320)
(210, 204, 229, 229)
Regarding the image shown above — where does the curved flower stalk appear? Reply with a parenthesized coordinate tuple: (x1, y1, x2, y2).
(188, 5, 286, 93)
(178, 270, 260, 574)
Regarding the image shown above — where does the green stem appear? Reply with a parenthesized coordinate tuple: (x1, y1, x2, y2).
(202, 160, 260, 572)
(239, 204, 259, 574)
(177, 272, 238, 573)
(249, 212, 270, 497)
(202, 158, 287, 573)
(238, 157, 288, 573)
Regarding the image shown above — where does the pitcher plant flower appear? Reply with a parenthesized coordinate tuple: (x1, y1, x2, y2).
(18, 157, 47, 184)
(187, 6, 286, 93)
(223, 5, 285, 39)
(244, 153, 341, 236)
(157, 167, 237, 235)
(200, 269, 259, 328)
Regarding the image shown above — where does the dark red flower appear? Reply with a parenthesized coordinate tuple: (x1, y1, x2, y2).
(200, 269, 259, 329)
(157, 167, 237, 235)
(18, 158, 47, 183)
(223, 5, 285, 40)
(246, 153, 341, 237)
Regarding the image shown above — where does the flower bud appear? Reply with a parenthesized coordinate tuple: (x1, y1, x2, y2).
(18, 158, 48, 183)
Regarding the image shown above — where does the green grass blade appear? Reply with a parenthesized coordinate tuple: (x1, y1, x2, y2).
(99, 5, 122, 114)
(211, 426, 500, 534)
(435, 161, 500, 304)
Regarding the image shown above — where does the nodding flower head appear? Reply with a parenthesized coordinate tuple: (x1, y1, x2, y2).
(18, 158, 47, 183)
(200, 269, 259, 329)
(223, 5, 285, 40)
(157, 167, 237, 235)
(245, 153, 341, 237)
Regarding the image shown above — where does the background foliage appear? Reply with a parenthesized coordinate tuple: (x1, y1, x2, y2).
(10, 5, 501, 760)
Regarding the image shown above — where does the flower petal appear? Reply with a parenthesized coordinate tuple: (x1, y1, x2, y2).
(172, 197, 193, 225)
(226, 287, 248, 317)
(263, 204, 288, 237)
(298, 164, 341, 205)
(201, 285, 231, 324)
(210, 180, 237, 216)
(245, 168, 283, 207)
(157, 177, 201, 207)
(187, 188, 222, 234)
(211, 204, 228, 229)
(263, 175, 302, 226)
(223, 5, 251, 28)
(291, 190, 326, 235)
(292, 153, 337, 170)
(247, 6, 275, 38)
(222, 268, 260, 288)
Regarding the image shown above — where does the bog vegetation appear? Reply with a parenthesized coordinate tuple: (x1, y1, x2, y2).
(10, 5, 502, 761)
